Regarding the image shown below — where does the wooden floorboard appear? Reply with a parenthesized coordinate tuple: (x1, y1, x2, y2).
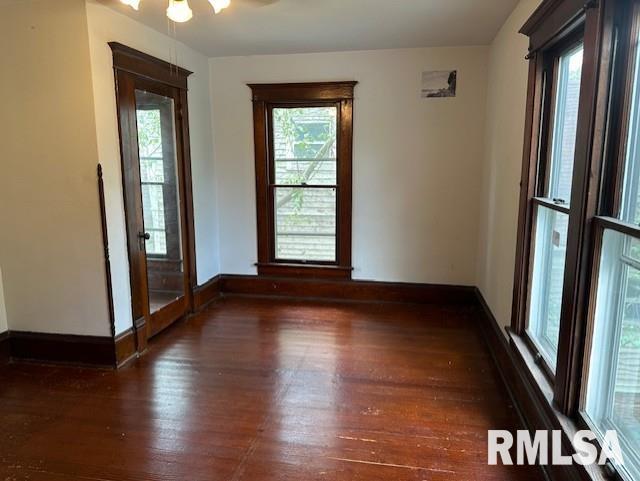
(0, 296, 542, 480)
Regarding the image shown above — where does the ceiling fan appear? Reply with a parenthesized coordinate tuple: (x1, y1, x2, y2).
(120, 0, 277, 22)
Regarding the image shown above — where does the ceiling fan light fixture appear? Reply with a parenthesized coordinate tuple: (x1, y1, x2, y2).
(209, 0, 231, 14)
(167, 0, 193, 22)
(120, 0, 141, 10)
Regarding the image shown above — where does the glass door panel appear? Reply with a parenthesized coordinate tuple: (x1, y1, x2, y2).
(135, 89, 185, 315)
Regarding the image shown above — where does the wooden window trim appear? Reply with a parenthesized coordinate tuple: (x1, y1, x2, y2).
(601, 2, 640, 218)
(578, 1, 640, 421)
(510, 1, 640, 479)
(512, 0, 604, 414)
(249, 82, 356, 279)
(514, 0, 640, 421)
(515, 24, 594, 388)
(520, 0, 595, 54)
(537, 29, 585, 202)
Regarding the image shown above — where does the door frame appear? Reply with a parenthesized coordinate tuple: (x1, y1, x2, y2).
(110, 42, 197, 352)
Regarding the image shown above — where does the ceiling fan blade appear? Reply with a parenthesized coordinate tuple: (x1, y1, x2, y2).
(238, 0, 280, 6)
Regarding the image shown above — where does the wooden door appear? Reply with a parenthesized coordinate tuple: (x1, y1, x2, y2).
(111, 44, 195, 350)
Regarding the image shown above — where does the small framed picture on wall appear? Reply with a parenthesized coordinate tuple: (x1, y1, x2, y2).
(421, 70, 457, 98)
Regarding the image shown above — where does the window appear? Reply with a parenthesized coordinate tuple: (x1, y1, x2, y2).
(585, 230, 640, 481)
(250, 82, 356, 279)
(529, 206, 570, 368)
(272, 107, 337, 262)
(621, 30, 640, 226)
(548, 45, 583, 204)
(513, 2, 640, 480)
(135, 90, 181, 260)
(584, 15, 640, 479)
(137, 107, 168, 256)
(526, 41, 585, 373)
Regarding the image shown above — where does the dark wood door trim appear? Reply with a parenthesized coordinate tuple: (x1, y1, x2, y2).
(97, 164, 116, 340)
(113, 70, 149, 339)
(0, 331, 10, 364)
(110, 44, 196, 349)
(109, 42, 192, 90)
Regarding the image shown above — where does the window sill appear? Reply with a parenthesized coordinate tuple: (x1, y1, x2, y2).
(509, 328, 558, 412)
(256, 262, 352, 279)
(521, 330, 557, 384)
(507, 328, 621, 481)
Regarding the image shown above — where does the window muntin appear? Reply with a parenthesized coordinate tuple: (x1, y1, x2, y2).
(585, 229, 640, 481)
(547, 44, 584, 203)
(528, 206, 570, 369)
(271, 106, 338, 263)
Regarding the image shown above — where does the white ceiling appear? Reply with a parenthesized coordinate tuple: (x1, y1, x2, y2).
(99, 0, 520, 57)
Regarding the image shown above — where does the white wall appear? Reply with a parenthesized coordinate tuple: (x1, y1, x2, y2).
(0, 0, 111, 336)
(476, 0, 542, 334)
(86, 1, 220, 335)
(210, 47, 489, 285)
(0, 0, 538, 339)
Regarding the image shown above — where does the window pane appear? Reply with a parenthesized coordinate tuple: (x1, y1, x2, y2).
(135, 90, 186, 314)
(141, 184, 167, 255)
(273, 107, 337, 186)
(135, 91, 182, 267)
(137, 109, 165, 183)
(621, 32, 640, 224)
(136, 109, 162, 157)
(146, 230, 167, 256)
(275, 187, 336, 262)
(548, 44, 583, 202)
(585, 230, 640, 481)
(528, 206, 570, 369)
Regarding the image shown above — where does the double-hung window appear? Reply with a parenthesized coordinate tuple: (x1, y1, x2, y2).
(249, 82, 356, 279)
(272, 106, 338, 263)
(527, 38, 585, 373)
(515, 2, 640, 480)
(583, 6, 640, 478)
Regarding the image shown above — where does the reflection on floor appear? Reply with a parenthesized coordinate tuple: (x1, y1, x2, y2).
(149, 290, 181, 313)
(0, 296, 543, 481)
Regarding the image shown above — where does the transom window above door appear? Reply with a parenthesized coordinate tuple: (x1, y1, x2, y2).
(249, 82, 356, 279)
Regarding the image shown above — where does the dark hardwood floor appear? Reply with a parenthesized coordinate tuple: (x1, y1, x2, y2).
(0, 296, 541, 481)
